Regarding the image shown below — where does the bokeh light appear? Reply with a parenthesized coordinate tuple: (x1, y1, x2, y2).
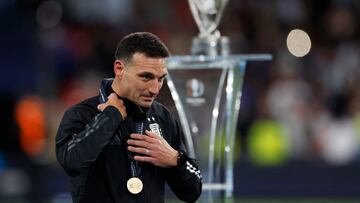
(286, 29, 311, 57)
(248, 120, 288, 166)
(36, 0, 63, 29)
(15, 96, 46, 157)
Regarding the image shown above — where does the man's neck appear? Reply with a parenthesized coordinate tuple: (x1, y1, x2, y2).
(111, 79, 123, 97)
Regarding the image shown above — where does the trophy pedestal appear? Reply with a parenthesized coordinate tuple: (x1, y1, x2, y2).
(166, 54, 272, 202)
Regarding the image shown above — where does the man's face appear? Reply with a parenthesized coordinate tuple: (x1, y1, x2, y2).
(115, 53, 167, 108)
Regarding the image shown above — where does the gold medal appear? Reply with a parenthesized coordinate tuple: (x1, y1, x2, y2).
(127, 177, 143, 194)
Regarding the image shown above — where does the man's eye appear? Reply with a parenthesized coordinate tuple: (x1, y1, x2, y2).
(141, 75, 152, 80)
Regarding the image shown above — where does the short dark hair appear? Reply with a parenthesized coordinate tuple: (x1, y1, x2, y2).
(115, 32, 170, 62)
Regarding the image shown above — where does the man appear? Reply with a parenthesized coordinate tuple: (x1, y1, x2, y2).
(56, 32, 202, 203)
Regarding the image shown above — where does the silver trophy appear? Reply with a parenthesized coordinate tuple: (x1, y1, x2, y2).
(188, 0, 229, 56)
(166, 1, 272, 202)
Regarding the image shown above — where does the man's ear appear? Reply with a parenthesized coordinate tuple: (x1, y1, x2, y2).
(114, 60, 125, 77)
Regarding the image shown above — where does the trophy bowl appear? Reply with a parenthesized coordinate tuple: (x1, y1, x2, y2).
(188, 0, 230, 56)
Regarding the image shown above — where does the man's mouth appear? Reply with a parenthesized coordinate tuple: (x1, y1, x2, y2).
(142, 95, 154, 101)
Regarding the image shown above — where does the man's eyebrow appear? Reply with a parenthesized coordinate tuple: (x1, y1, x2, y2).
(138, 72, 154, 76)
(159, 73, 167, 79)
(138, 71, 167, 78)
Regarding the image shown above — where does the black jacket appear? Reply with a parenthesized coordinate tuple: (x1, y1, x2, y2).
(56, 79, 202, 203)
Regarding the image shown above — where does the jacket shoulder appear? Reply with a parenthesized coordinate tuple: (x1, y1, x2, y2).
(61, 96, 100, 125)
(76, 96, 99, 109)
(68, 96, 99, 113)
(56, 96, 99, 145)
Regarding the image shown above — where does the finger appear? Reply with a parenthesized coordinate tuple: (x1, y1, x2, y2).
(127, 139, 150, 148)
(97, 104, 104, 111)
(133, 155, 156, 164)
(108, 93, 117, 99)
(145, 130, 161, 139)
(128, 146, 149, 155)
(130, 133, 156, 143)
(145, 131, 164, 146)
(130, 133, 144, 139)
(145, 130, 156, 137)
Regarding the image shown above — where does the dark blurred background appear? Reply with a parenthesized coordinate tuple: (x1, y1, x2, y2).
(1, 0, 360, 202)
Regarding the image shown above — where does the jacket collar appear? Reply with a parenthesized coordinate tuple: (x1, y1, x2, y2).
(98, 78, 150, 120)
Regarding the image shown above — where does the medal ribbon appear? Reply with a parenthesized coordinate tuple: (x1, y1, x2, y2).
(98, 80, 144, 178)
(124, 122, 144, 177)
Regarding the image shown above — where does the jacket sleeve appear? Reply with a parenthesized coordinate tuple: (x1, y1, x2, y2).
(165, 120, 202, 203)
(55, 105, 122, 174)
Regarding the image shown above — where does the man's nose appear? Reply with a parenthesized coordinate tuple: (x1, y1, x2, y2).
(148, 80, 162, 95)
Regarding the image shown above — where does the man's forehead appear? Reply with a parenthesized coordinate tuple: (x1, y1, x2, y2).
(131, 52, 166, 63)
(129, 54, 167, 73)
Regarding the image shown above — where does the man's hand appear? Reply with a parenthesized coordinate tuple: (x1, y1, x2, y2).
(127, 130, 179, 168)
(97, 93, 127, 119)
